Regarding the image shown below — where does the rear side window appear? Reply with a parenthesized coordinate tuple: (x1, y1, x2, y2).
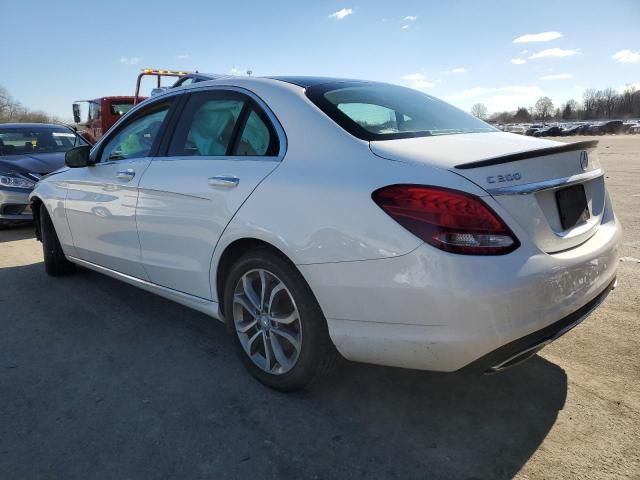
(169, 90, 280, 157)
(307, 82, 496, 141)
(169, 93, 245, 156)
(235, 108, 278, 156)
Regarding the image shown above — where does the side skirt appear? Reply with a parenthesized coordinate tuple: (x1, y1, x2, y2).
(66, 256, 222, 321)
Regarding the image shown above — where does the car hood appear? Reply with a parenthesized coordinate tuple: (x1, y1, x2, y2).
(369, 131, 560, 169)
(0, 152, 66, 175)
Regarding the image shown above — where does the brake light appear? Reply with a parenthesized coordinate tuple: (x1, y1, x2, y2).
(372, 185, 519, 255)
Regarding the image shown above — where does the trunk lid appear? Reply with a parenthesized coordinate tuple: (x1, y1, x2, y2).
(370, 132, 604, 253)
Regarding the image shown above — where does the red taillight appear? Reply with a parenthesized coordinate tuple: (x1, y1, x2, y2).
(372, 185, 519, 255)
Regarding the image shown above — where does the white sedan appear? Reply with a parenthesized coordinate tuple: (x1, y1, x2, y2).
(30, 76, 620, 391)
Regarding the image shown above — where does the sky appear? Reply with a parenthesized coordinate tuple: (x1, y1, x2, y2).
(2, 0, 639, 120)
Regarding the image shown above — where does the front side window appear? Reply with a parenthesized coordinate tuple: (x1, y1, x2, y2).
(100, 104, 170, 162)
(169, 94, 245, 156)
(307, 83, 496, 140)
(0, 127, 87, 155)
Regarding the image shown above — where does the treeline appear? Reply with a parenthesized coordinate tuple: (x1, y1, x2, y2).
(474, 85, 640, 124)
(0, 85, 59, 124)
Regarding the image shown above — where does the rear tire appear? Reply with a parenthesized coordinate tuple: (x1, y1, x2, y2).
(40, 206, 75, 276)
(223, 248, 339, 392)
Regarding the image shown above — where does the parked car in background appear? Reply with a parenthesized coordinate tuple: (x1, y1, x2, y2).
(561, 125, 583, 136)
(534, 125, 563, 137)
(30, 76, 619, 391)
(597, 120, 624, 135)
(0, 123, 87, 227)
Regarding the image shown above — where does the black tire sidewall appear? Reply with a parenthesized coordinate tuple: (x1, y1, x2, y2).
(223, 249, 330, 391)
(40, 206, 74, 275)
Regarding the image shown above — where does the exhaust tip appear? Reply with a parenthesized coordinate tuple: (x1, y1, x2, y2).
(485, 340, 551, 374)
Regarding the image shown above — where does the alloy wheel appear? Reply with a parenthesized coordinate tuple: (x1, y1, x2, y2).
(232, 269, 302, 375)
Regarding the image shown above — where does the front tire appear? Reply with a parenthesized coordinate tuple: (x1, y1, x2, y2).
(223, 248, 338, 391)
(40, 206, 75, 276)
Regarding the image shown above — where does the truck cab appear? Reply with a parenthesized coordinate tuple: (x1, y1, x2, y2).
(73, 96, 138, 144)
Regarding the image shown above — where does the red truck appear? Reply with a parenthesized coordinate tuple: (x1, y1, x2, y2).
(73, 69, 189, 143)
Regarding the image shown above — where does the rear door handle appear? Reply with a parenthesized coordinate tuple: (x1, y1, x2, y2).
(208, 176, 239, 188)
(116, 169, 136, 181)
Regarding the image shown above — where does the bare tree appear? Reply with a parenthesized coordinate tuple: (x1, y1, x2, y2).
(470, 103, 488, 120)
(513, 107, 531, 123)
(601, 88, 618, 118)
(0, 84, 59, 124)
(534, 97, 554, 122)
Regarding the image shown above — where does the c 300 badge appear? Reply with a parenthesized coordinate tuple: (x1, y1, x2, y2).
(486, 172, 522, 184)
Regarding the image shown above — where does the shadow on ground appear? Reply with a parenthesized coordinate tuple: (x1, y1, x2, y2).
(0, 263, 567, 479)
(0, 225, 35, 243)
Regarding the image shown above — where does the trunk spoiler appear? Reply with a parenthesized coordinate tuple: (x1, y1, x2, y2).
(454, 140, 598, 170)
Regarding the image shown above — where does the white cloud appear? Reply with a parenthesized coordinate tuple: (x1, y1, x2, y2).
(612, 49, 640, 63)
(445, 85, 545, 112)
(401, 24, 409, 30)
(401, 73, 435, 89)
(540, 73, 572, 80)
(120, 57, 141, 65)
(513, 31, 563, 43)
(520, 49, 528, 54)
(529, 48, 578, 59)
(403, 15, 418, 21)
(446, 67, 467, 74)
(175, 53, 190, 60)
(511, 58, 526, 65)
(329, 8, 353, 20)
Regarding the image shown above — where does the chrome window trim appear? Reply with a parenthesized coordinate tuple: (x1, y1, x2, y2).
(486, 168, 604, 196)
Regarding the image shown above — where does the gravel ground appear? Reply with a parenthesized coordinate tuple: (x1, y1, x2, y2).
(0, 135, 638, 479)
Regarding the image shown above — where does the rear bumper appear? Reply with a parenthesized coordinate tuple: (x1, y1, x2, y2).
(462, 276, 617, 373)
(0, 188, 33, 224)
(300, 215, 620, 371)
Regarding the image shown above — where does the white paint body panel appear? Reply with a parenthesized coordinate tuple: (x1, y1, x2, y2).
(136, 157, 279, 299)
(30, 76, 621, 373)
(63, 158, 151, 279)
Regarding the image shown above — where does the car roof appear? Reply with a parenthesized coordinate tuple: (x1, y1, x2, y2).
(177, 75, 374, 91)
(0, 123, 72, 130)
(267, 76, 369, 88)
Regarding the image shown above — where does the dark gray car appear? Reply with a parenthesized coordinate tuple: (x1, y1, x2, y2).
(0, 123, 87, 226)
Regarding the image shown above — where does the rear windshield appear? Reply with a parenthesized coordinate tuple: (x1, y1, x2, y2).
(306, 82, 496, 141)
(0, 127, 87, 155)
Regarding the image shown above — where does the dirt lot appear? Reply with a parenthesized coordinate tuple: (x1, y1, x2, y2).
(0, 135, 638, 479)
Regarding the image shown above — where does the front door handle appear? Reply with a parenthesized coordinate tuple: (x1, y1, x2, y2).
(208, 176, 239, 188)
(116, 169, 136, 181)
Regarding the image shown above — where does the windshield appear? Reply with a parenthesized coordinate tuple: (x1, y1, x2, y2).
(307, 82, 496, 140)
(0, 126, 88, 156)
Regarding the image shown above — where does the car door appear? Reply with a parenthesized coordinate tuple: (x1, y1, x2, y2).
(64, 97, 176, 278)
(136, 88, 284, 299)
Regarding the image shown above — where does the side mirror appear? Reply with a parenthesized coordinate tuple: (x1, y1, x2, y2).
(65, 145, 92, 168)
(72, 103, 81, 124)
